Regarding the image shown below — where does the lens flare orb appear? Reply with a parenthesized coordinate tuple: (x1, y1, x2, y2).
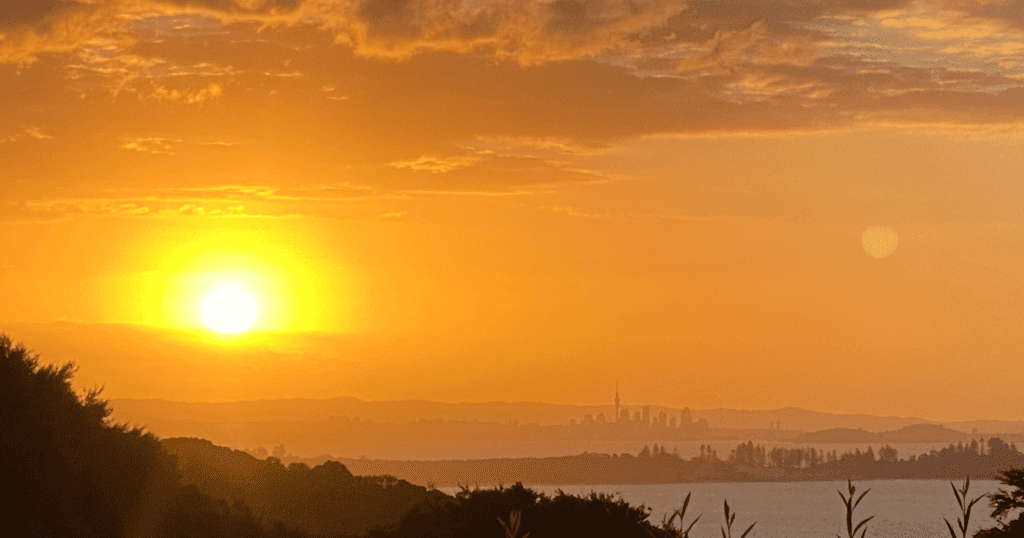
(200, 284, 259, 333)
(861, 225, 899, 259)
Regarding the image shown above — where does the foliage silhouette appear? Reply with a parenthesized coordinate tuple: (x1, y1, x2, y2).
(719, 500, 755, 538)
(498, 510, 529, 538)
(0, 334, 322, 538)
(836, 480, 873, 538)
(1, 335, 181, 537)
(661, 492, 701, 538)
(975, 468, 1024, 537)
(375, 482, 677, 538)
(164, 437, 443, 535)
(944, 477, 983, 538)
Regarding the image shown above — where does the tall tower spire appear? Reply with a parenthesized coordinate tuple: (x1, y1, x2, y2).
(614, 381, 620, 424)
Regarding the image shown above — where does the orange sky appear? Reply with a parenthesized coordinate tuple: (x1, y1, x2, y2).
(2, 0, 1024, 421)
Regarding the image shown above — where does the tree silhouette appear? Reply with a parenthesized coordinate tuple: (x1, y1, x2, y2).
(976, 468, 1024, 537)
(0, 334, 320, 538)
(1, 335, 182, 537)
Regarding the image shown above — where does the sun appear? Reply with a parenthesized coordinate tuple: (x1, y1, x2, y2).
(200, 284, 259, 333)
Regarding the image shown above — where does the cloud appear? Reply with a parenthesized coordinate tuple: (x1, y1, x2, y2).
(381, 143, 623, 192)
(7, 194, 308, 221)
(941, 41, 1024, 57)
(0, 0, 96, 32)
(151, 81, 223, 103)
(0, 0, 126, 64)
(542, 205, 726, 221)
(676, 20, 818, 72)
(950, 0, 1024, 30)
(24, 127, 54, 139)
(23, 198, 156, 217)
(388, 155, 479, 173)
(1, 0, 694, 65)
(156, 0, 304, 16)
(0, 0, 1015, 75)
(322, 0, 691, 63)
(122, 137, 180, 153)
(3, 0, 1024, 205)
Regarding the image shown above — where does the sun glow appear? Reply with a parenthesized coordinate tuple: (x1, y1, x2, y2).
(200, 284, 259, 333)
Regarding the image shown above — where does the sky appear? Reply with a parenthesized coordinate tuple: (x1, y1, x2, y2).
(1, 0, 1024, 421)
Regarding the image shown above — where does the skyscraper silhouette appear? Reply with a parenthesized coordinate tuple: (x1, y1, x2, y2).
(615, 381, 620, 424)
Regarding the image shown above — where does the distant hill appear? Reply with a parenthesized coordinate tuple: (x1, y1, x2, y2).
(791, 428, 875, 444)
(694, 407, 936, 433)
(111, 397, 1024, 436)
(112, 396, 611, 426)
(793, 423, 974, 444)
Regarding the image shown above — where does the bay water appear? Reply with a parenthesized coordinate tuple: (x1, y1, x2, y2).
(447, 480, 1008, 537)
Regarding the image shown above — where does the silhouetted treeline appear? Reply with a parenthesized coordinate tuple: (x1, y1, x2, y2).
(721, 438, 1024, 481)
(636, 439, 1024, 482)
(163, 437, 446, 535)
(304, 440, 1024, 487)
(370, 482, 677, 538)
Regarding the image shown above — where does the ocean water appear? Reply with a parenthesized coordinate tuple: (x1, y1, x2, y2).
(446, 480, 1009, 537)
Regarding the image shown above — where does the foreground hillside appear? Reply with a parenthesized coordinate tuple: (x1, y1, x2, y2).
(0, 334, 698, 538)
(1, 335, 305, 538)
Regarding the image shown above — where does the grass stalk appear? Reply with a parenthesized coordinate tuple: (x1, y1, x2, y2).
(944, 476, 983, 538)
(837, 480, 874, 538)
(498, 510, 528, 538)
(661, 491, 702, 538)
(720, 499, 756, 538)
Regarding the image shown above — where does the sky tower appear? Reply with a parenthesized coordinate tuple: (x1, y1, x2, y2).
(615, 382, 620, 424)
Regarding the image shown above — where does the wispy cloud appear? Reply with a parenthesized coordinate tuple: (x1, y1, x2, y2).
(389, 156, 480, 173)
(24, 127, 53, 140)
(542, 205, 728, 222)
(122, 137, 180, 154)
(151, 81, 223, 103)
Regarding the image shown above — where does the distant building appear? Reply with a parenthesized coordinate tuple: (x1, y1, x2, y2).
(615, 382, 621, 423)
(681, 407, 692, 428)
(642, 406, 650, 427)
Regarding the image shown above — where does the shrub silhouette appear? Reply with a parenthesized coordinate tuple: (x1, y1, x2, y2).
(164, 437, 443, 535)
(1, 335, 181, 537)
(377, 482, 675, 538)
(0, 335, 317, 538)
(976, 468, 1024, 537)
